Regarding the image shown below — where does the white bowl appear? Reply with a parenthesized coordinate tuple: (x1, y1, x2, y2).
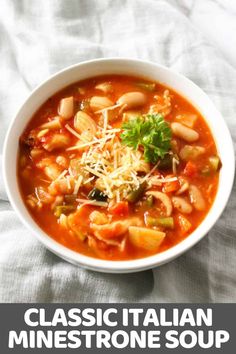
(3, 58, 235, 273)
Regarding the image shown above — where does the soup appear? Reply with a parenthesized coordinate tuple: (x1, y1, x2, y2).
(18, 75, 220, 260)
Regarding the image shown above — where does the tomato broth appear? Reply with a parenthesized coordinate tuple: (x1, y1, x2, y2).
(18, 75, 220, 260)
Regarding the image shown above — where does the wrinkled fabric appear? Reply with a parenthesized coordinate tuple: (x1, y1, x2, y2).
(0, 0, 235, 303)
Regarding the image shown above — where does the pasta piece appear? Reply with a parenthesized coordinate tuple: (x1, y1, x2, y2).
(74, 111, 97, 136)
(146, 191, 173, 216)
(58, 97, 74, 119)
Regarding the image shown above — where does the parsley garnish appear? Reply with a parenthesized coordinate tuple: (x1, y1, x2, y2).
(120, 114, 172, 164)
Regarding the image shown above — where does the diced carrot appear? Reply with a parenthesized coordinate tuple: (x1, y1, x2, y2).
(163, 179, 180, 193)
(183, 161, 198, 177)
(109, 201, 129, 216)
(178, 214, 192, 233)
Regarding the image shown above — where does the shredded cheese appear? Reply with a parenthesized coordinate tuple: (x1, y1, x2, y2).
(73, 175, 83, 195)
(76, 199, 108, 207)
(65, 124, 83, 140)
(55, 170, 68, 181)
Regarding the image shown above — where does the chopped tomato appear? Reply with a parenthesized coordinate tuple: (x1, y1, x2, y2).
(163, 179, 180, 193)
(178, 215, 192, 233)
(109, 201, 129, 216)
(183, 161, 198, 177)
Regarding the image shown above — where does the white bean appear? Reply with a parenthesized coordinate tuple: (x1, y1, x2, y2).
(58, 97, 74, 119)
(171, 122, 199, 142)
(172, 196, 193, 214)
(146, 191, 173, 216)
(90, 96, 113, 111)
(189, 185, 206, 211)
(117, 92, 147, 110)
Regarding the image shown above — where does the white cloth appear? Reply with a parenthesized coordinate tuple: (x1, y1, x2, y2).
(0, 0, 235, 303)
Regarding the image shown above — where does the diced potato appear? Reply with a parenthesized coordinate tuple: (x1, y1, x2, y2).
(180, 145, 205, 161)
(43, 134, 70, 152)
(128, 226, 166, 251)
(58, 97, 74, 119)
(175, 113, 198, 128)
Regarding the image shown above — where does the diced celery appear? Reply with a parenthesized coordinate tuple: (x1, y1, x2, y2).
(146, 195, 154, 207)
(54, 205, 76, 217)
(136, 82, 156, 91)
(209, 155, 221, 172)
(126, 182, 147, 203)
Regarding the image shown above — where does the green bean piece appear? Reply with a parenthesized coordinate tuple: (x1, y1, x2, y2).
(146, 215, 174, 229)
(54, 205, 76, 217)
(126, 182, 147, 203)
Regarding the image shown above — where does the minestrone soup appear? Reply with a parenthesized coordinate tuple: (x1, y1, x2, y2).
(18, 75, 220, 260)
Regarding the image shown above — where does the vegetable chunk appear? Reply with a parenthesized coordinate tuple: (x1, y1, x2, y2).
(129, 226, 166, 251)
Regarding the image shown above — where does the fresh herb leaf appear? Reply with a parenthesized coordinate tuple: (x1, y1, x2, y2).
(120, 113, 172, 164)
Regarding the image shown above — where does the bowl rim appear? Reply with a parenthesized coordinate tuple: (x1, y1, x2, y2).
(2, 57, 235, 273)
